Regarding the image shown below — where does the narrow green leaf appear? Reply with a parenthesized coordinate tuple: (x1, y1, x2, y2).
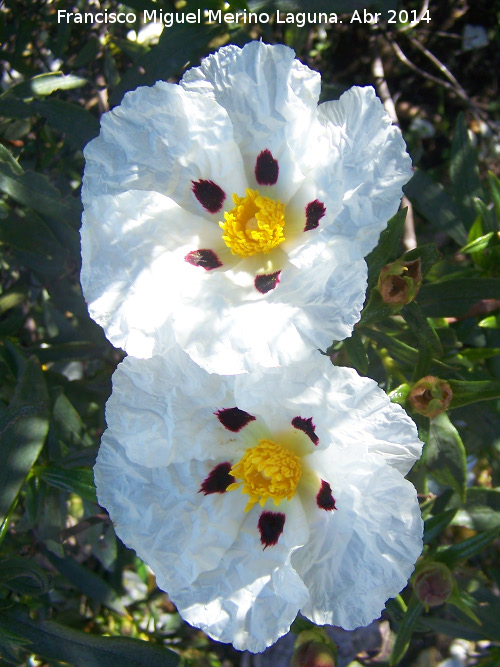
(0, 145, 23, 175)
(450, 113, 481, 228)
(0, 356, 49, 525)
(453, 488, 500, 531)
(448, 379, 500, 409)
(359, 328, 419, 367)
(487, 171, 500, 222)
(478, 316, 500, 329)
(460, 232, 497, 254)
(0, 606, 179, 667)
(423, 508, 458, 545)
(0, 163, 81, 227)
(437, 527, 500, 569)
(31, 98, 100, 150)
(0, 557, 52, 596)
(404, 169, 468, 245)
(7, 72, 88, 98)
(401, 301, 443, 356)
(417, 278, 500, 317)
(35, 466, 97, 503)
(365, 208, 407, 290)
(45, 551, 127, 616)
(343, 329, 368, 374)
(424, 413, 467, 501)
(390, 594, 424, 666)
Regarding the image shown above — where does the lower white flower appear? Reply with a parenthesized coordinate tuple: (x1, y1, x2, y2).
(95, 349, 423, 653)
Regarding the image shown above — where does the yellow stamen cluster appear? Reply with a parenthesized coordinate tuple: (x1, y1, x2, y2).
(228, 439, 302, 512)
(220, 189, 285, 257)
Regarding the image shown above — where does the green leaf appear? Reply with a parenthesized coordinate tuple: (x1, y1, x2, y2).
(0, 145, 23, 175)
(437, 527, 500, 569)
(31, 98, 100, 150)
(450, 113, 482, 228)
(488, 171, 500, 222)
(358, 289, 398, 326)
(44, 550, 127, 616)
(404, 169, 468, 245)
(401, 301, 443, 356)
(6, 72, 88, 98)
(0, 557, 52, 596)
(453, 488, 500, 531)
(0, 606, 180, 667)
(390, 593, 424, 666)
(424, 413, 467, 501)
(447, 379, 500, 409)
(365, 208, 407, 290)
(417, 278, 500, 317)
(0, 163, 81, 227)
(35, 466, 97, 503)
(423, 508, 458, 545)
(359, 328, 418, 367)
(343, 329, 368, 374)
(0, 355, 49, 526)
(460, 232, 498, 254)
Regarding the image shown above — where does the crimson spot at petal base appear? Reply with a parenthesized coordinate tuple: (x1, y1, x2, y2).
(292, 416, 319, 445)
(216, 407, 256, 432)
(192, 179, 226, 213)
(200, 462, 234, 495)
(317, 480, 337, 511)
(258, 511, 285, 548)
(254, 271, 281, 294)
(255, 149, 279, 185)
(185, 249, 223, 270)
(305, 200, 326, 231)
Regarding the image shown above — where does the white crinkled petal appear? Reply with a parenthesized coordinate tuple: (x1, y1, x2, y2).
(293, 450, 423, 630)
(169, 496, 310, 653)
(181, 41, 322, 203)
(315, 86, 413, 256)
(235, 357, 422, 474)
(95, 437, 248, 590)
(81, 189, 227, 359)
(82, 81, 247, 217)
(104, 351, 252, 467)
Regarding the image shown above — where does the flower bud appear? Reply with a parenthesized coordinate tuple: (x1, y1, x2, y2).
(377, 257, 422, 306)
(408, 376, 453, 418)
(291, 630, 336, 667)
(413, 562, 454, 607)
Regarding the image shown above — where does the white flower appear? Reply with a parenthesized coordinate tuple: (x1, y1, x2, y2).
(95, 348, 423, 653)
(81, 41, 412, 374)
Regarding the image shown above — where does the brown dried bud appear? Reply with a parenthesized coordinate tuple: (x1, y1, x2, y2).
(292, 630, 336, 667)
(414, 562, 454, 607)
(378, 258, 422, 305)
(408, 376, 453, 418)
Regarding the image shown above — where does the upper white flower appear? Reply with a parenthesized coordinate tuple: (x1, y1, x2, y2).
(81, 41, 412, 374)
(95, 348, 423, 653)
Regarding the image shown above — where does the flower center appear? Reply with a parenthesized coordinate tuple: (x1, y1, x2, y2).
(220, 188, 286, 257)
(228, 439, 301, 512)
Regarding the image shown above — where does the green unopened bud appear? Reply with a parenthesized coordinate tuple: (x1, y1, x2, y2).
(413, 562, 454, 607)
(291, 629, 336, 667)
(378, 258, 422, 306)
(409, 376, 453, 418)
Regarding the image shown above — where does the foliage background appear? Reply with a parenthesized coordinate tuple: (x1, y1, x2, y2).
(1, 0, 500, 665)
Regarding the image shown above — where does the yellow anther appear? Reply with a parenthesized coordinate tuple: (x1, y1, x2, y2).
(220, 189, 285, 257)
(228, 439, 301, 512)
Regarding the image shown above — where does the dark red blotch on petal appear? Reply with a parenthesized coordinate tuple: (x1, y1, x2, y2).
(199, 462, 235, 495)
(305, 200, 326, 231)
(316, 480, 337, 511)
(254, 271, 281, 294)
(255, 149, 279, 186)
(258, 511, 286, 548)
(216, 407, 256, 432)
(192, 179, 226, 213)
(185, 249, 223, 270)
(291, 416, 319, 445)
